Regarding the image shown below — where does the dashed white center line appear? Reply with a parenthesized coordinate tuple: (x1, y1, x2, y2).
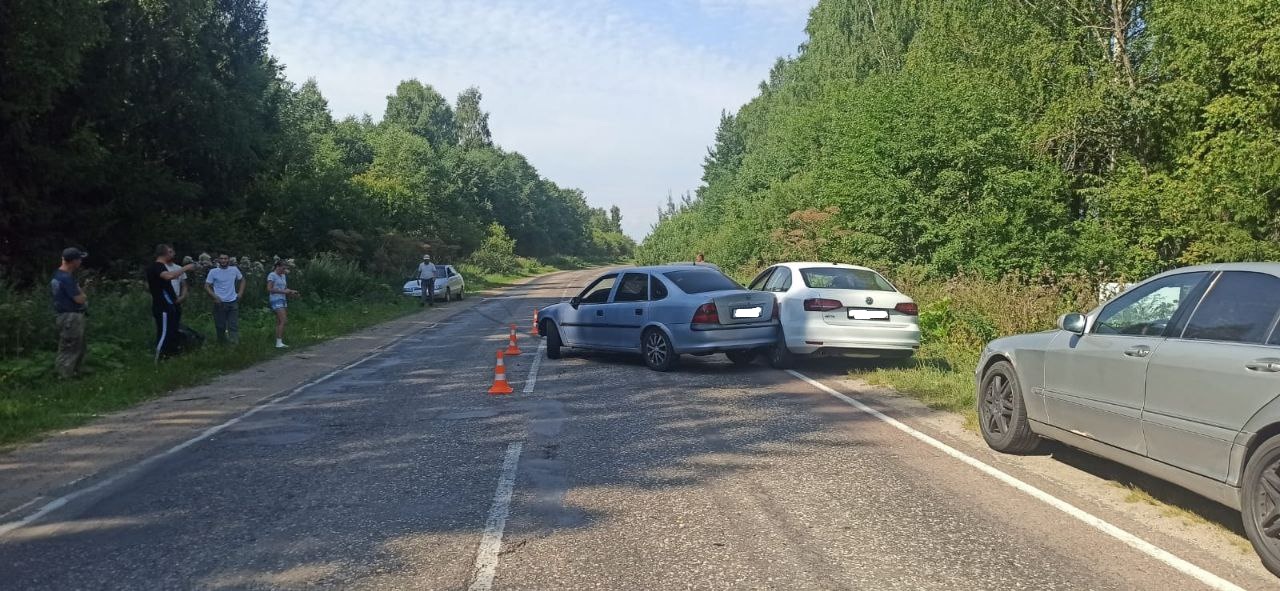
(786, 369, 1245, 591)
(469, 441, 524, 591)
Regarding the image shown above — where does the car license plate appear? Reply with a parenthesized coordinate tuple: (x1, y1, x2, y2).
(849, 309, 889, 320)
(733, 306, 763, 319)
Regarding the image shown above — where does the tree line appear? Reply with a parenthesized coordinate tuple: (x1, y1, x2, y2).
(638, 0, 1280, 281)
(0, 0, 632, 283)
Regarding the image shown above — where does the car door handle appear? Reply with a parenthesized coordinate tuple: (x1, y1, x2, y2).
(634, 308, 643, 316)
(596, 310, 604, 317)
(1246, 358, 1280, 373)
(1123, 345, 1152, 358)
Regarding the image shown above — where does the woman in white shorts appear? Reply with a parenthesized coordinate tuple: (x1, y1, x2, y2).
(266, 261, 299, 348)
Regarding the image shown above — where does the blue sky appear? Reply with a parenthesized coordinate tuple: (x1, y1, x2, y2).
(265, 0, 815, 240)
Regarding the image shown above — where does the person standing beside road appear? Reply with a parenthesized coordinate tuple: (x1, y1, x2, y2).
(165, 257, 189, 329)
(146, 245, 196, 361)
(417, 254, 437, 307)
(51, 248, 89, 379)
(205, 253, 245, 344)
(267, 260, 299, 349)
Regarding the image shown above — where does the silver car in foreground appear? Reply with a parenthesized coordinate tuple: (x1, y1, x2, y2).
(976, 263, 1280, 575)
(537, 266, 778, 371)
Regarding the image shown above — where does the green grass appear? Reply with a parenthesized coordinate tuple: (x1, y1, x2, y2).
(851, 346, 980, 430)
(0, 298, 418, 447)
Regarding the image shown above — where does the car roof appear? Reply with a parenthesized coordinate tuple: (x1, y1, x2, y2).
(1150, 262, 1280, 280)
(608, 264, 726, 274)
(773, 261, 878, 272)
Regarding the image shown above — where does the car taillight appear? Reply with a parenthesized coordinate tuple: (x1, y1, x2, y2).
(803, 298, 843, 312)
(771, 297, 779, 320)
(692, 302, 720, 324)
(895, 302, 919, 316)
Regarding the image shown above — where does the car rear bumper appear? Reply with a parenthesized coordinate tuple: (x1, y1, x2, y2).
(784, 322, 920, 356)
(670, 323, 778, 354)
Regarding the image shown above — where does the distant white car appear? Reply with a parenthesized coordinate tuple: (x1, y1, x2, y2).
(402, 265, 466, 301)
(748, 262, 920, 367)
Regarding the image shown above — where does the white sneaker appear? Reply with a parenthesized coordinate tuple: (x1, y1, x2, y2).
(276, 342, 289, 349)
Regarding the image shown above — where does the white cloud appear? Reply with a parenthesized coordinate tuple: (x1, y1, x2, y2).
(266, 0, 813, 240)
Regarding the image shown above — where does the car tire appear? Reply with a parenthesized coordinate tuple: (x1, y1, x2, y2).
(766, 327, 795, 369)
(725, 349, 757, 366)
(977, 360, 1041, 454)
(642, 328, 678, 372)
(544, 320, 562, 360)
(458, 285, 465, 300)
(1242, 435, 1280, 577)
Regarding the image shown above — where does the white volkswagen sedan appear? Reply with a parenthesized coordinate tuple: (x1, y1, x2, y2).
(748, 262, 920, 367)
(402, 265, 466, 302)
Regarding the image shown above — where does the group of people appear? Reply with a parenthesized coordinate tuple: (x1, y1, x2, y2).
(51, 245, 301, 379)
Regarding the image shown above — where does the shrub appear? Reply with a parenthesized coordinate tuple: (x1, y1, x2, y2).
(467, 223, 519, 275)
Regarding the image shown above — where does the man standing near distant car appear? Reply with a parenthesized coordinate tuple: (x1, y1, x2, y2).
(417, 254, 437, 307)
(205, 253, 245, 344)
(146, 244, 196, 361)
(51, 247, 89, 379)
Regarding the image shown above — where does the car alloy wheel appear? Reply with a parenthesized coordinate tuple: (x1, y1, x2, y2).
(642, 329, 675, 371)
(976, 361, 1040, 454)
(981, 372, 1015, 435)
(1243, 436, 1280, 576)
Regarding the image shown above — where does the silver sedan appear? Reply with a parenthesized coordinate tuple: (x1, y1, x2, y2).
(537, 266, 779, 371)
(976, 263, 1280, 576)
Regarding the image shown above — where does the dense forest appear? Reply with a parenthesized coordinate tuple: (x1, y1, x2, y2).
(0, 0, 632, 282)
(639, 0, 1280, 281)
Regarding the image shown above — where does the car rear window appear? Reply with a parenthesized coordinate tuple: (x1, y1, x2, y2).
(662, 270, 742, 294)
(799, 267, 895, 291)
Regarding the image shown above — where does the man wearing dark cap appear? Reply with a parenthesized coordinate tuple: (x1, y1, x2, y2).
(51, 248, 89, 378)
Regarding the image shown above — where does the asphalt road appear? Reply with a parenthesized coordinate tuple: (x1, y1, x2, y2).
(0, 268, 1274, 590)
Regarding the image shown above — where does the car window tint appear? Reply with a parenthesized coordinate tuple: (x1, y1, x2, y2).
(614, 273, 649, 302)
(1183, 272, 1280, 344)
(662, 270, 742, 294)
(764, 267, 793, 292)
(748, 268, 775, 291)
(651, 275, 669, 300)
(578, 274, 617, 304)
(1094, 272, 1207, 336)
(799, 267, 894, 291)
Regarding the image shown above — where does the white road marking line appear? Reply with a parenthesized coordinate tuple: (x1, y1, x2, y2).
(786, 370, 1245, 591)
(523, 341, 546, 393)
(469, 441, 524, 591)
(0, 497, 43, 521)
(0, 325, 429, 540)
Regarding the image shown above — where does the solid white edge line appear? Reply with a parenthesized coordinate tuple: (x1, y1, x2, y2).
(523, 341, 546, 393)
(0, 326, 426, 540)
(785, 369, 1246, 591)
(469, 441, 524, 591)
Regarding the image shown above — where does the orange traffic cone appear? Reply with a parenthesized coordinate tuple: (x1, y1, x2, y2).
(531, 309, 540, 337)
(505, 324, 523, 356)
(488, 351, 513, 395)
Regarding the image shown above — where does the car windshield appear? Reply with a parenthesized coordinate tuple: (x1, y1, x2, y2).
(799, 267, 895, 291)
(662, 269, 741, 294)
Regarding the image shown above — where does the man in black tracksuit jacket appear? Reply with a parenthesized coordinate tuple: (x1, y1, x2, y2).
(146, 244, 196, 361)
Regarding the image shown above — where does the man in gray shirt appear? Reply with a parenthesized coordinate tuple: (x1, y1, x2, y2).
(417, 254, 437, 307)
(204, 253, 245, 344)
(51, 248, 89, 379)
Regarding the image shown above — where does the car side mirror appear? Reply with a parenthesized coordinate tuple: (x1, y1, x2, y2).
(570, 297, 581, 309)
(1058, 313, 1087, 335)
